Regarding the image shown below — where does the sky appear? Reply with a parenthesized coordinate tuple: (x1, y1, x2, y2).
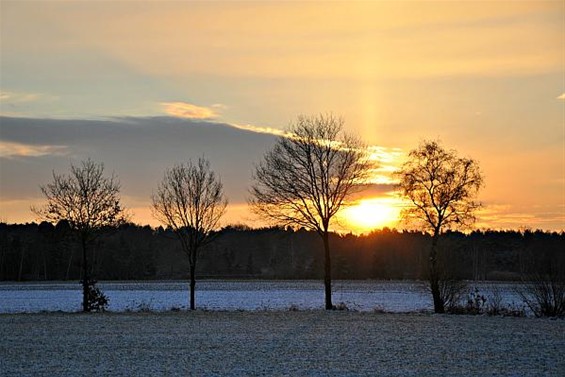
(0, 1, 563, 232)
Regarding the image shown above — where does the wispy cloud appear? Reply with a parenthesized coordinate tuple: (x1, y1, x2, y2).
(160, 103, 289, 136)
(0, 91, 42, 103)
(229, 123, 288, 137)
(0, 141, 68, 158)
(557, 93, 565, 100)
(53, 2, 559, 80)
(365, 146, 404, 185)
(158, 99, 287, 135)
(226, 125, 403, 186)
(476, 203, 565, 231)
(228, 123, 405, 187)
(161, 102, 218, 119)
(0, 91, 60, 117)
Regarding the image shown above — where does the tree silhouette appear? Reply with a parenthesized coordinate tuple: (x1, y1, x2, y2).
(152, 157, 227, 310)
(250, 114, 370, 309)
(33, 159, 126, 312)
(396, 140, 483, 313)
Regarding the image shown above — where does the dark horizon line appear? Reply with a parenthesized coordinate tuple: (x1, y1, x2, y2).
(2, 220, 563, 236)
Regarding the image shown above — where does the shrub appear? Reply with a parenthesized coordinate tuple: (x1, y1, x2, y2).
(438, 277, 467, 313)
(81, 279, 109, 312)
(334, 302, 350, 311)
(485, 285, 504, 316)
(288, 304, 300, 312)
(517, 270, 565, 318)
(448, 286, 525, 317)
(447, 288, 482, 315)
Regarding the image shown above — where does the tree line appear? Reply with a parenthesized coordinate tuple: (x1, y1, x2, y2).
(2, 222, 563, 283)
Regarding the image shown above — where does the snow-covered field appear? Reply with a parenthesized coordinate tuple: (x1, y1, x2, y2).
(1, 311, 563, 376)
(0, 280, 525, 313)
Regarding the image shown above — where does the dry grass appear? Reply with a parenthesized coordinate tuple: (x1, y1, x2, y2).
(1, 311, 563, 376)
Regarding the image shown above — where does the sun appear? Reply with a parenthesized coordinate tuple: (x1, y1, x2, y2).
(341, 198, 399, 233)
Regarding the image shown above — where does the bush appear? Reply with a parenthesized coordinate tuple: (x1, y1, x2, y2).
(438, 277, 467, 313)
(485, 285, 504, 316)
(334, 302, 350, 311)
(466, 288, 487, 314)
(81, 279, 109, 312)
(447, 288, 484, 315)
(517, 270, 565, 318)
(448, 286, 525, 317)
(288, 304, 300, 312)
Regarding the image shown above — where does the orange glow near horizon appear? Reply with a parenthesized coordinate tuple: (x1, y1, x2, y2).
(340, 197, 401, 234)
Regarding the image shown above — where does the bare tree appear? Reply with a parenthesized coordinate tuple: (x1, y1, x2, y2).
(152, 157, 227, 310)
(518, 269, 565, 317)
(396, 140, 483, 313)
(249, 114, 370, 310)
(33, 159, 127, 312)
(517, 245, 565, 317)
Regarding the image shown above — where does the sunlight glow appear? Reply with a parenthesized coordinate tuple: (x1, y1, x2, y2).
(341, 198, 400, 233)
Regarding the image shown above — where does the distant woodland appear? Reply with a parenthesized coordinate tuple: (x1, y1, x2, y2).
(1, 222, 564, 282)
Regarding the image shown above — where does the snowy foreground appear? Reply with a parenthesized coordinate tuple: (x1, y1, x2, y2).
(0, 280, 525, 313)
(1, 311, 563, 376)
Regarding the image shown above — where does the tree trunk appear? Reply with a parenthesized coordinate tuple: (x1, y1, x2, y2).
(189, 262, 196, 310)
(81, 236, 89, 313)
(17, 245, 25, 282)
(322, 231, 333, 310)
(66, 246, 74, 281)
(0, 244, 5, 280)
(43, 248, 48, 280)
(430, 275, 444, 313)
(429, 233, 444, 313)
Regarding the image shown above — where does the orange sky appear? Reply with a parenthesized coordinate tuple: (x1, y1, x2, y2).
(1, 1, 563, 232)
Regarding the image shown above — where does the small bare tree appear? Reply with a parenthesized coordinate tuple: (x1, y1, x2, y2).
(33, 159, 127, 312)
(518, 270, 565, 317)
(396, 140, 483, 313)
(152, 157, 227, 310)
(250, 114, 370, 310)
(517, 248, 565, 317)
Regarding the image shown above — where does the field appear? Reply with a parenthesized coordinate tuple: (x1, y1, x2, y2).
(0, 280, 524, 313)
(1, 311, 563, 376)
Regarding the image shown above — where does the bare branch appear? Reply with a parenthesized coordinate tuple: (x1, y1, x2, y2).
(249, 113, 371, 235)
(33, 158, 127, 241)
(151, 157, 228, 265)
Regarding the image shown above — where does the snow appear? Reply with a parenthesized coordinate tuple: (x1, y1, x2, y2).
(0, 280, 524, 314)
(1, 311, 563, 376)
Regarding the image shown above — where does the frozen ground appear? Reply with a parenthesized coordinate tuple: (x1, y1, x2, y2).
(1, 311, 563, 376)
(0, 280, 525, 313)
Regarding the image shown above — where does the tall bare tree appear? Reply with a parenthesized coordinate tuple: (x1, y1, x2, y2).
(152, 157, 227, 310)
(250, 114, 370, 309)
(396, 140, 483, 313)
(33, 159, 127, 312)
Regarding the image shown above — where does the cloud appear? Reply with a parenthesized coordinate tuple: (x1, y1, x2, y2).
(351, 183, 397, 198)
(364, 146, 405, 185)
(0, 115, 407, 227)
(160, 105, 288, 137)
(0, 115, 277, 202)
(0, 91, 61, 117)
(46, 2, 559, 80)
(229, 123, 287, 137)
(161, 102, 218, 119)
(475, 203, 565, 231)
(557, 93, 565, 100)
(0, 91, 41, 103)
(0, 141, 68, 158)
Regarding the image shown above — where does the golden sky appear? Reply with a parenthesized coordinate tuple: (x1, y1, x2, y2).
(1, 1, 563, 232)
